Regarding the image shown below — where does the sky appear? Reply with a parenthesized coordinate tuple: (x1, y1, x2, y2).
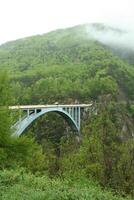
(0, 0, 134, 45)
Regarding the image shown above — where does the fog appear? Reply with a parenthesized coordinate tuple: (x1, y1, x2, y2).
(86, 23, 134, 51)
(0, 0, 133, 45)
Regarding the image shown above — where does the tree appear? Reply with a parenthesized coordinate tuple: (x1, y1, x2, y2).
(0, 71, 11, 147)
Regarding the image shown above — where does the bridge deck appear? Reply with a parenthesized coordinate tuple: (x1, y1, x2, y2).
(9, 104, 92, 110)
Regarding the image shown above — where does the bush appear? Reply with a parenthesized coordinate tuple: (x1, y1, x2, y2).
(0, 169, 132, 200)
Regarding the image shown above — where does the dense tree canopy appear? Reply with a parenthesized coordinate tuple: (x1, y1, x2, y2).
(0, 23, 134, 199)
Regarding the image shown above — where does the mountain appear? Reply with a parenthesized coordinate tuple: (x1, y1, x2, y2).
(0, 24, 134, 197)
(0, 23, 134, 104)
(0, 23, 133, 140)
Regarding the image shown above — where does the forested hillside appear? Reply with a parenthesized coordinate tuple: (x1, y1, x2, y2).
(0, 24, 134, 104)
(0, 23, 134, 199)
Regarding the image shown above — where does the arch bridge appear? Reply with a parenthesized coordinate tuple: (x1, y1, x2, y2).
(9, 104, 92, 136)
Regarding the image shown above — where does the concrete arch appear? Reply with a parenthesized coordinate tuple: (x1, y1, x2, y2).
(13, 107, 79, 136)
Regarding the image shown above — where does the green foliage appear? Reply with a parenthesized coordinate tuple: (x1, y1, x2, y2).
(0, 169, 132, 200)
(60, 102, 134, 196)
(8, 136, 47, 172)
(0, 72, 46, 172)
(0, 25, 133, 104)
(130, 104, 134, 117)
(0, 71, 12, 164)
(0, 24, 134, 198)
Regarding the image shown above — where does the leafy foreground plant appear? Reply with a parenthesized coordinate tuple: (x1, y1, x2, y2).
(0, 169, 132, 200)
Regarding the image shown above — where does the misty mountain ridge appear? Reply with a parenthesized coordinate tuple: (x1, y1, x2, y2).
(0, 23, 134, 64)
(0, 22, 134, 160)
(0, 23, 134, 199)
(85, 23, 134, 64)
(0, 22, 133, 103)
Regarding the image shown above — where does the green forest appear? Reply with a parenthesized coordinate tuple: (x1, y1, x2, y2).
(0, 24, 134, 199)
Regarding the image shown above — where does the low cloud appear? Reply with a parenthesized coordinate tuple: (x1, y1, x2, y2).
(85, 24, 134, 51)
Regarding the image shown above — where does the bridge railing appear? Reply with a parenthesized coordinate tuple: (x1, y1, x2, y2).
(9, 104, 93, 136)
(9, 104, 92, 110)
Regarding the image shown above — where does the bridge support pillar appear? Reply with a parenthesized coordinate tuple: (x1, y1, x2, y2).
(27, 109, 30, 118)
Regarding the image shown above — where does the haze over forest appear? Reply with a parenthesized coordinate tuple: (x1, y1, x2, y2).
(0, 1, 134, 199)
